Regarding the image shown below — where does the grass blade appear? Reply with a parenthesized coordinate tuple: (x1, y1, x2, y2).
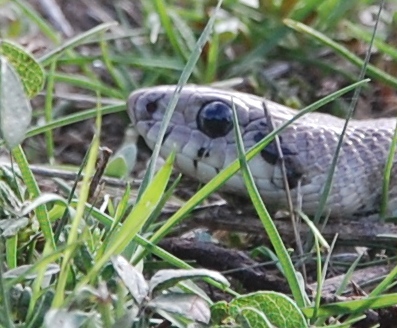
(26, 104, 124, 138)
(231, 100, 306, 307)
(283, 18, 397, 89)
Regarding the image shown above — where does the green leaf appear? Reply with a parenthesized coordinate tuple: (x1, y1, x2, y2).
(0, 217, 29, 237)
(111, 255, 148, 305)
(20, 193, 69, 217)
(0, 40, 44, 97)
(4, 264, 60, 280)
(0, 57, 32, 148)
(105, 144, 137, 178)
(230, 291, 308, 328)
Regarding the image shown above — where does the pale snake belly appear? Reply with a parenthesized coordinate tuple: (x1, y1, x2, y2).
(127, 85, 397, 219)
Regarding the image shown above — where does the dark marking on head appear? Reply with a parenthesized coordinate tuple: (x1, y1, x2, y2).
(254, 132, 298, 167)
(254, 132, 280, 165)
(283, 158, 303, 189)
(261, 144, 279, 165)
(162, 129, 171, 145)
(253, 132, 266, 143)
(197, 147, 210, 158)
(254, 132, 279, 165)
(193, 159, 198, 170)
(254, 130, 302, 189)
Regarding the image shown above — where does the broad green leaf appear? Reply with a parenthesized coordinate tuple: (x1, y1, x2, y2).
(211, 301, 230, 325)
(230, 291, 308, 328)
(0, 40, 44, 97)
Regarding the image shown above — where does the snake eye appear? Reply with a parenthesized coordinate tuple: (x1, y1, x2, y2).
(197, 101, 233, 138)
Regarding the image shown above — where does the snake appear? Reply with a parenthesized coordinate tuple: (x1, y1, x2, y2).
(127, 85, 397, 219)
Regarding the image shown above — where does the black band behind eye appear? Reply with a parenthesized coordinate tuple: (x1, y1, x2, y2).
(197, 101, 233, 138)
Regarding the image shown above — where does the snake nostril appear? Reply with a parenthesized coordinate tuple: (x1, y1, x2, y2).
(197, 101, 233, 138)
(146, 101, 158, 114)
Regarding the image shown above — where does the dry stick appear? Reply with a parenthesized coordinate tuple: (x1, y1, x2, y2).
(88, 147, 113, 202)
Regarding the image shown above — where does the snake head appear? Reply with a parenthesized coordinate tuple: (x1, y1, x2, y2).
(128, 85, 304, 197)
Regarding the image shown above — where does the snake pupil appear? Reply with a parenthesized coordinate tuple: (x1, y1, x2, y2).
(197, 101, 233, 138)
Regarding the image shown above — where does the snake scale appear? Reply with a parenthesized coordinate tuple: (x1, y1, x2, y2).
(128, 85, 397, 219)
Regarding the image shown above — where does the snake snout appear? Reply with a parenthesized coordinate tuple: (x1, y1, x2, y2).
(127, 90, 141, 126)
(127, 89, 161, 126)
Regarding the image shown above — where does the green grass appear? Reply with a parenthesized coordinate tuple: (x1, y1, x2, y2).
(0, 0, 396, 326)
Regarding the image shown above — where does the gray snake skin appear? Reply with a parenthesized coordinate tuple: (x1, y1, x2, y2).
(128, 85, 397, 219)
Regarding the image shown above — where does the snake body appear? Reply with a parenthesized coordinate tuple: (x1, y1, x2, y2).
(128, 85, 397, 218)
